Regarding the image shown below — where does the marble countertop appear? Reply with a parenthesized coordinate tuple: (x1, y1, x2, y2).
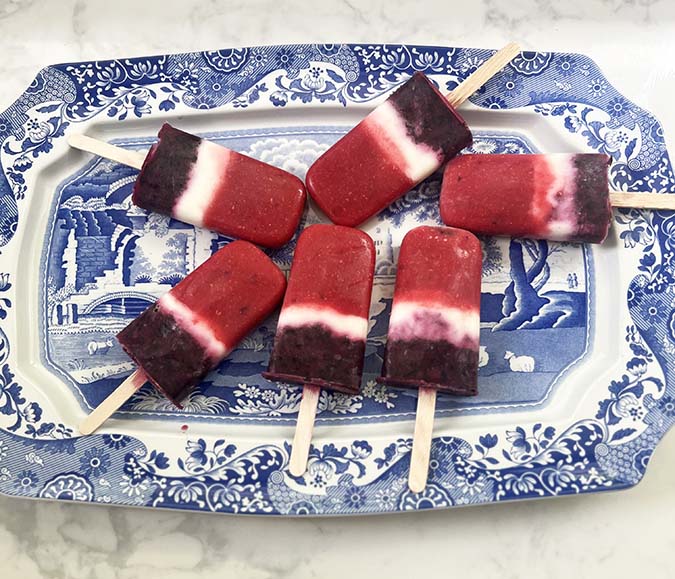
(1, 0, 675, 577)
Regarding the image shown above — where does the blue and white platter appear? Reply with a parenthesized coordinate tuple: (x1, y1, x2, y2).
(0, 44, 673, 514)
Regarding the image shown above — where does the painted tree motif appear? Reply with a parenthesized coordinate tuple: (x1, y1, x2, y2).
(157, 233, 189, 279)
(495, 239, 565, 331)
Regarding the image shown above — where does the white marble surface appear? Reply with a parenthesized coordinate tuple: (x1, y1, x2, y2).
(1, 0, 675, 577)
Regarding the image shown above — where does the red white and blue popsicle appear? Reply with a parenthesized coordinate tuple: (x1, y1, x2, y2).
(68, 124, 306, 248)
(379, 226, 482, 492)
(81, 241, 286, 434)
(440, 153, 675, 242)
(305, 43, 522, 226)
(264, 224, 375, 475)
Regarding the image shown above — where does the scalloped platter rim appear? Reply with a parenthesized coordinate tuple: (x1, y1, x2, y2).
(0, 43, 673, 515)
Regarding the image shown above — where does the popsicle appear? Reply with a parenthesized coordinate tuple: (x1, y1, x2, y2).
(440, 153, 675, 243)
(80, 240, 286, 434)
(305, 43, 522, 227)
(378, 226, 482, 492)
(441, 153, 612, 243)
(68, 124, 306, 248)
(263, 224, 375, 474)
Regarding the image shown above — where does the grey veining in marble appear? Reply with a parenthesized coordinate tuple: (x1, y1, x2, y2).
(0, 0, 674, 577)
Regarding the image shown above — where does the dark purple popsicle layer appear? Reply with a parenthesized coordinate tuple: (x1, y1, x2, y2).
(263, 325, 366, 395)
(388, 72, 472, 158)
(572, 154, 612, 242)
(378, 338, 478, 396)
(117, 304, 212, 407)
(132, 124, 200, 215)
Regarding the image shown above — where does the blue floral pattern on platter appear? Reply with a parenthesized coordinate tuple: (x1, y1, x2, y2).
(0, 44, 673, 515)
(41, 128, 592, 422)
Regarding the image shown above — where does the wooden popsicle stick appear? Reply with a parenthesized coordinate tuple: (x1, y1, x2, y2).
(408, 387, 437, 493)
(289, 385, 321, 476)
(445, 42, 521, 108)
(79, 369, 147, 435)
(610, 191, 675, 210)
(68, 134, 146, 170)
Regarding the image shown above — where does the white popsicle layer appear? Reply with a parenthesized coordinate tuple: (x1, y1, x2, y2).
(388, 301, 480, 348)
(172, 139, 232, 227)
(277, 305, 369, 342)
(363, 101, 441, 182)
(158, 293, 229, 361)
(533, 154, 578, 239)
